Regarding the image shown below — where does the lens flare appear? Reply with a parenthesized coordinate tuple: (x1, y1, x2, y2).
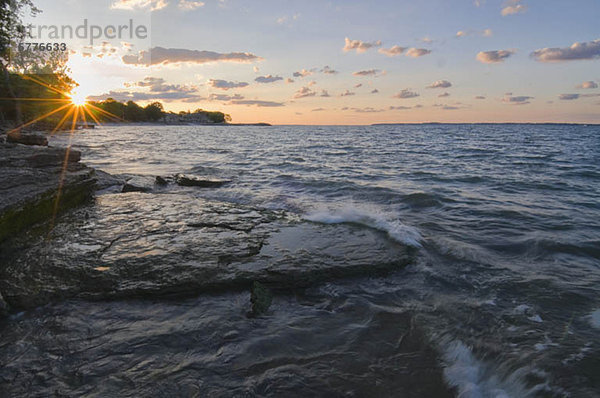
(69, 92, 87, 106)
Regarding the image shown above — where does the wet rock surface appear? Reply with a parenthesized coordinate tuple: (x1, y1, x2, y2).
(175, 173, 230, 188)
(0, 292, 8, 316)
(6, 131, 48, 146)
(250, 281, 273, 316)
(0, 143, 96, 242)
(94, 169, 125, 192)
(0, 294, 453, 397)
(121, 175, 156, 193)
(0, 192, 411, 309)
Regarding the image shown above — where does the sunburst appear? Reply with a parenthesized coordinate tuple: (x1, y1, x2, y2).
(2, 75, 123, 235)
(68, 91, 87, 107)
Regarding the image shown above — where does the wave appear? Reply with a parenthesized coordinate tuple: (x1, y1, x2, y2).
(304, 205, 422, 247)
(401, 192, 445, 208)
(588, 309, 600, 329)
(441, 340, 545, 398)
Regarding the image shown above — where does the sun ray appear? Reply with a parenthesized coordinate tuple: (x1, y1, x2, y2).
(7, 103, 72, 134)
(50, 106, 76, 136)
(21, 74, 71, 98)
(49, 106, 80, 237)
(86, 103, 123, 122)
(79, 105, 89, 127)
(0, 97, 70, 102)
(82, 106, 102, 126)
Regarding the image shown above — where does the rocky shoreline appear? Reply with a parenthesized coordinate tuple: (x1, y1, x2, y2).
(0, 133, 414, 316)
(0, 130, 456, 398)
(0, 143, 96, 243)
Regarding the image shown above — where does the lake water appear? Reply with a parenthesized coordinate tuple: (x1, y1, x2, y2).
(2, 124, 599, 397)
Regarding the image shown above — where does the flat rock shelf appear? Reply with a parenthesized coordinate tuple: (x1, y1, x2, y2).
(0, 143, 96, 243)
(0, 192, 413, 309)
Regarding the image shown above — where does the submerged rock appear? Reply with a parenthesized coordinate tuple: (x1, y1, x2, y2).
(0, 143, 96, 242)
(121, 175, 155, 193)
(6, 131, 48, 146)
(175, 174, 229, 188)
(250, 281, 273, 316)
(0, 291, 8, 316)
(94, 170, 125, 192)
(0, 193, 412, 309)
(155, 175, 168, 186)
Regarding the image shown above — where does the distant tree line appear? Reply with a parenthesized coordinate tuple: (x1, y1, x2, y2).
(87, 99, 165, 122)
(0, 2, 230, 128)
(88, 99, 232, 124)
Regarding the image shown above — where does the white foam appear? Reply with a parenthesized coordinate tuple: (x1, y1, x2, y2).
(304, 205, 422, 247)
(441, 340, 537, 398)
(513, 304, 531, 315)
(528, 315, 543, 323)
(512, 304, 543, 323)
(589, 309, 600, 329)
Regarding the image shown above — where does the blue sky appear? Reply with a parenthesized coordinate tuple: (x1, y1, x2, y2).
(29, 0, 600, 123)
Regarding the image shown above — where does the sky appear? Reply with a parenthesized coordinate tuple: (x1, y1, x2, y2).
(26, 0, 600, 124)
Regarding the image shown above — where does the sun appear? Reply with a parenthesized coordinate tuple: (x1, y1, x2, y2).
(69, 91, 88, 106)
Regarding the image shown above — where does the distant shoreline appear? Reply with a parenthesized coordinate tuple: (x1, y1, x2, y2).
(371, 122, 600, 126)
(97, 122, 272, 127)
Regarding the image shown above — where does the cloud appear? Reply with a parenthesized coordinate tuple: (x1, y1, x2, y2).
(393, 89, 419, 99)
(208, 79, 249, 90)
(88, 90, 203, 103)
(378, 45, 406, 57)
(476, 49, 515, 63)
(351, 107, 385, 113)
(577, 81, 598, 89)
(311, 108, 326, 112)
(229, 100, 284, 107)
(456, 29, 493, 38)
(501, 0, 527, 16)
(340, 90, 355, 97)
(406, 48, 432, 58)
(293, 86, 316, 98)
(438, 92, 450, 98)
(531, 39, 600, 62)
(122, 47, 262, 66)
(135, 77, 198, 94)
(178, 0, 204, 10)
(343, 37, 382, 53)
(285, 78, 295, 84)
(208, 93, 244, 101)
(427, 80, 452, 89)
(255, 75, 283, 83)
(502, 94, 533, 105)
(321, 66, 339, 74)
(293, 68, 314, 78)
(320, 90, 331, 97)
(433, 103, 466, 110)
(110, 0, 167, 11)
(389, 105, 412, 110)
(371, 89, 379, 94)
(352, 69, 383, 77)
(420, 37, 434, 44)
(558, 94, 579, 100)
(253, 66, 259, 73)
(276, 14, 300, 25)
(475, 95, 486, 100)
